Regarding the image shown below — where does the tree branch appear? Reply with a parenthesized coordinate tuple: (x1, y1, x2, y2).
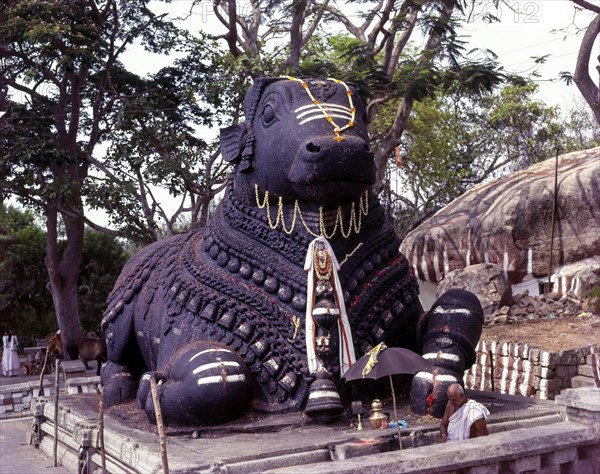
(573, 14, 600, 124)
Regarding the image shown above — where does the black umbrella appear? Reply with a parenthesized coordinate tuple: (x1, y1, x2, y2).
(342, 342, 431, 449)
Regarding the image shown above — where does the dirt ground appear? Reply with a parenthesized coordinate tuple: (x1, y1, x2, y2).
(481, 313, 600, 351)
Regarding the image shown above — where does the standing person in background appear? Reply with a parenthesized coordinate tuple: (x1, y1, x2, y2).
(1, 329, 21, 377)
(440, 383, 489, 442)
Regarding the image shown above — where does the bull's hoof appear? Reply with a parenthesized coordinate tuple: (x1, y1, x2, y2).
(410, 371, 461, 418)
(100, 362, 138, 408)
(138, 341, 253, 426)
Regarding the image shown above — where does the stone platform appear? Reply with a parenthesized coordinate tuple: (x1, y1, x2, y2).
(29, 387, 600, 473)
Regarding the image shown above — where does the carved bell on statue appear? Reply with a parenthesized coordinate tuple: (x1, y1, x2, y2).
(304, 367, 344, 419)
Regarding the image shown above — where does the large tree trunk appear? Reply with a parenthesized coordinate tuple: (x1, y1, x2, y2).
(45, 202, 84, 360)
(573, 13, 600, 125)
(372, 0, 456, 194)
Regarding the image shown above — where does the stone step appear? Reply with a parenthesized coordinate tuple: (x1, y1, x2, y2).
(570, 375, 596, 388)
(577, 364, 599, 378)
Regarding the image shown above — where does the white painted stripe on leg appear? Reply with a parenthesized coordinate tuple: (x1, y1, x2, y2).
(414, 372, 457, 382)
(192, 361, 240, 375)
(196, 374, 246, 386)
(189, 348, 233, 363)
(422, 353, 460, 362)
(432, 307, 472, 316)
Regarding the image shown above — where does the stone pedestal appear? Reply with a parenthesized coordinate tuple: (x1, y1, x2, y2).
(555, 386, 600, 426)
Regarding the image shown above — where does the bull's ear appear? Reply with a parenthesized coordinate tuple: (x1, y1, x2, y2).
(220, 124, 244, 163)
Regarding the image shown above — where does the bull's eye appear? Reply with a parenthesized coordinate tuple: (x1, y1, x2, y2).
(261, 104, 276, 126)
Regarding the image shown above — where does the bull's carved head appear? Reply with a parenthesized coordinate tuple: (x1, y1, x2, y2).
(220, 77, 376, 207)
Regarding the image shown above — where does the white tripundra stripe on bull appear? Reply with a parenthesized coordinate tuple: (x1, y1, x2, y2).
(422, 352, 460, 362)
(307, 390, 341, 400)
(192, 361, 240, 375)
(197, 374, 246, 386)
(414, 372, 457, 382)
(295, 103, 352, 117)
(188, 348, 233, 363)
(298, 111, 354, 125)
(295, 104, 353, 125)
(432, 307, 472, 316)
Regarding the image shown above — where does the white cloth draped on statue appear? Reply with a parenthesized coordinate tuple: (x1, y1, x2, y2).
(447, 399, 490, 441)
(304, 236, 356, 376)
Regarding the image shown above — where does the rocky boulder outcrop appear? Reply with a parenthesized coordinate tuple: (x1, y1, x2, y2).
(436, 263, 512, 317)
(488, 290, 595, 326)
(400, 147, 600, 296)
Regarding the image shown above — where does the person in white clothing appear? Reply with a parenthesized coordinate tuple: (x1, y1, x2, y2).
(1, 329, 21, 377)
(440, 383, 489, 442)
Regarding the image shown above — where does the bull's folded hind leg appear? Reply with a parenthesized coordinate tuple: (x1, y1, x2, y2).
(101, 361, 140, 408)
(411, 289, 484, 418)
(136, 341, 252, 426)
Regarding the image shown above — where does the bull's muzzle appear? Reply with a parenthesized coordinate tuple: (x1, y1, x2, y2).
(289, 135, 376, 184)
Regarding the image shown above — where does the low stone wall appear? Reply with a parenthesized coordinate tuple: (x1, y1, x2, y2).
(0, 379, 51, 416)
(464, 340, 598, 400)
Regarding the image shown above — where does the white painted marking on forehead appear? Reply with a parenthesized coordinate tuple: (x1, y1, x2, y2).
(196, 374, 246, 386)
(192, 361, 240, 375)
(433, 307, 472, 316)
(188, 348, 233, 363)
(298, 112, 353, 126)
(295, 103, 351, 114)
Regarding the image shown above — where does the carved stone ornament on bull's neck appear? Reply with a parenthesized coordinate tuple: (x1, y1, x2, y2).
(254, 184, 369, 239)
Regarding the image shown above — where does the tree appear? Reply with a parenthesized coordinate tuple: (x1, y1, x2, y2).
(0, 203, 54, 340)
(0, 0, 207, 356)
(0, 203, 128, 340)
(78, 230, 129, 332)
(570, 0, 600, 124)
(385, 82, 565, 237)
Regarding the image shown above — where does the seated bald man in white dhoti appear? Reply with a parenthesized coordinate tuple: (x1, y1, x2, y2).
(440, 383, 489, 442)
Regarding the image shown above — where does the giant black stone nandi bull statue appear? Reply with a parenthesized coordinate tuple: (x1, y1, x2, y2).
(100, 77, 484, 425)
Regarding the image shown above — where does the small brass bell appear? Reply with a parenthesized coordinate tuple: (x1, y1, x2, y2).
(368, 398, 388, 429)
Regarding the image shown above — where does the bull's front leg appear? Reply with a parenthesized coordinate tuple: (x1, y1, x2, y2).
(410, 289, 484, 418)
(136, 341, 253, 426)
(101, 308, 146, 408)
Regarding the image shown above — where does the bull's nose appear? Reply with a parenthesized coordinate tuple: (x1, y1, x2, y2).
(306, 142, 321, 154)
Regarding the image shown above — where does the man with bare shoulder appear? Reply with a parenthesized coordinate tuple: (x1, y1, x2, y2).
(440, 383, 490, 442)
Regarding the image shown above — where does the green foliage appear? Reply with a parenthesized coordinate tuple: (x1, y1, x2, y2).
(0, 203, 128, 339)
(78, 231, 128, 332)
(0, 204, 53, 339)
(384, 82, 566, 237)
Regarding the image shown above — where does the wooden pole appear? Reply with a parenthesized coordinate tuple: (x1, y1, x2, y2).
(150, 376, 169, 473)
(53, 359, 60, 467)
(96, 388, 107, 473)
(489, 349, 495, 392)
(388, 375, 403, 450)
(39, 348, 50, 394)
